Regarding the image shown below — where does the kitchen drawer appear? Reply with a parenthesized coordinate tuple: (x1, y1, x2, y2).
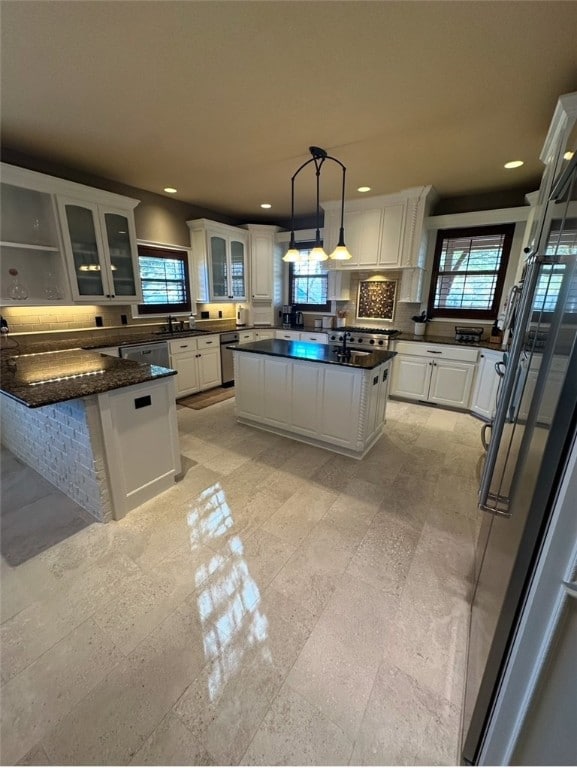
(395, 340, 479, 363)
(197, 334, 219, 349)
(300, 332, 328, 343)
(169, 338, 197, 354)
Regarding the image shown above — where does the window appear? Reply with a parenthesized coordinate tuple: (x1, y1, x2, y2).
(137, 244, 191, 315)
(533, 218, 577, 315)
(288, 246, 330, 311)
(427, 224, 514, 320)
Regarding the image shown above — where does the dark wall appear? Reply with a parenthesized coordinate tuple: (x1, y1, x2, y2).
(1, 147, 240, 247)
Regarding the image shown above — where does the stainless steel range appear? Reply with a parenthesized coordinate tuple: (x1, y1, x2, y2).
(328, 326, 400, 349)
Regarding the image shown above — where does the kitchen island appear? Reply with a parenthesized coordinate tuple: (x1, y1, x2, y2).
(230, 339, 396, 458)
(0, 349, 181, 521)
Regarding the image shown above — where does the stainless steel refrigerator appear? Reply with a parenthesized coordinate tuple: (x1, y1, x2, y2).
(462, 151, 577, 764)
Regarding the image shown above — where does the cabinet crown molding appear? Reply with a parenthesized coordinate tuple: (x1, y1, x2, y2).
(322, 185, 435, 212)
(1, 162, 139, 209)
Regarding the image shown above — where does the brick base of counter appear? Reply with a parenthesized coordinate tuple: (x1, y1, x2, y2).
(0, 394, 112, 522)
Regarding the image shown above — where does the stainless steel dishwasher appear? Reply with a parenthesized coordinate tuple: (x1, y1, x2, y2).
(119, 341, 170, 368)
(220, 331, 239, 386)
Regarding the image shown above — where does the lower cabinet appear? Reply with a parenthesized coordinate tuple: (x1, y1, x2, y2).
(390, 341, 478, 409)
(299, 332, 329, 343)
(254, 329, 275, 341)
(238, 329, 255, 344)
(169, 334, 221, 398)
(275, 330, 301, 341)
(470, 349, 503, 421)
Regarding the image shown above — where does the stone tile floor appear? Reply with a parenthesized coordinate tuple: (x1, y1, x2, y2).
(0, 398, 484, 765)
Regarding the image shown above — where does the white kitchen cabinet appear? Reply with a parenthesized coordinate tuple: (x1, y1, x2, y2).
(470, 349, 503, 420)
(254, 329, 275, 341)
(58, 197, 141, 303)
(327, 269, 350, 301)
(390, 341, 478, 409)
(169, 334, 221, 397)
(398, 267, 425, 303)
(275, 330, 301, 341)
(322, 186, 435, 273)
(299, 332, 328, 344)
(187, 219, 248, 302)
(238, 329, 255, 344)
(244, 224, 280, 301)
(1, 166, 72, 305)
(197, 335, 221, 390)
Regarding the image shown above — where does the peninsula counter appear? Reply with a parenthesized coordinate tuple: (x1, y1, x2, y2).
(230, 339, 396, 459)
(0, 349, 181, 521)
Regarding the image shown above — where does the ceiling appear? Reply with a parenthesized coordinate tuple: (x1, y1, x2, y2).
(2, 1, 577, 222)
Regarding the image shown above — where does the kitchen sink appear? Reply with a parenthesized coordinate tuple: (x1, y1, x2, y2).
(153, 329, 204, 337)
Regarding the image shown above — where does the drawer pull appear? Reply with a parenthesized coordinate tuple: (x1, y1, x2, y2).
(426, 350, 443, 354)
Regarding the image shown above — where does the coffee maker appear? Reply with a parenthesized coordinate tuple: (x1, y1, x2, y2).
(282, 305, 293, 329)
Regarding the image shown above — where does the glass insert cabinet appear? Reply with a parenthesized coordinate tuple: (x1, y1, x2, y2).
(188, 219, 248, 302)
(58, 197, 141, 302)
(0, 162, 142, 306)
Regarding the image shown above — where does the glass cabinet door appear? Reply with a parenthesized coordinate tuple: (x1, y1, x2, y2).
(103, 211, 137, 297)
(230, 239, 246, 299)
(62, 201, 106, 297)
(210, 235, 228, 298)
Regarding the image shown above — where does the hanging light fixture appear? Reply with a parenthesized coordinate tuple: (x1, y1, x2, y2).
(282, 146, 352, 263)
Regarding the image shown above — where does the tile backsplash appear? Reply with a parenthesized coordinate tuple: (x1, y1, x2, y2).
(0, 302, 236, 334)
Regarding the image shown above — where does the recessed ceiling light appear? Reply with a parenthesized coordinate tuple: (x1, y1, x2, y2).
(564, 151, 575, 160)
(504, 160, 524, 169)
(260, 203, 272, 209)
(357, 186, 371, 193)
(163, 187, 177, 194)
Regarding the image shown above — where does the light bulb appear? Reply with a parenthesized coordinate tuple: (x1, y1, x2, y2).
(309, 246, 328, 261)
(330, 245, 353, 260)
(282, 248, 301, 263)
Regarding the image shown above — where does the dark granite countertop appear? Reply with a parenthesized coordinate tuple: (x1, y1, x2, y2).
(0, 349, 176, 408)
(229, 339, 396, 369)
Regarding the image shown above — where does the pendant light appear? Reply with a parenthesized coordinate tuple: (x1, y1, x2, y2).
(282, 146, 352, 262)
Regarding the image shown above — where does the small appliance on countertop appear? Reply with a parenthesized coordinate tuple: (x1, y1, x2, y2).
(455, 326, 484, 343)
(236, 306, 248, 327)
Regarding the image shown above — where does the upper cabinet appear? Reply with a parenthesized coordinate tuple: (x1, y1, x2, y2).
(322, 186, 436, 271)
(188, 219, 248, 302)
(0, 162, 141, 306)
(58, 198, 140, 302)
(1, 168, 71, 305)
(243, 224, 281, 302)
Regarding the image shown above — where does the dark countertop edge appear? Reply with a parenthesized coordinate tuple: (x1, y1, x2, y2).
(1, 365, 176, 409)
(230, 340, 396, 370)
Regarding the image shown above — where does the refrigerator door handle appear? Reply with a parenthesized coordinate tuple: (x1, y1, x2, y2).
(481, 423, 491, 451)
(562, 581, 577, 599)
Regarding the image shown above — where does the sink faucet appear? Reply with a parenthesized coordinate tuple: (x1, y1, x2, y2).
(340, 331, 351, 357)
(167, 315, 175, 334)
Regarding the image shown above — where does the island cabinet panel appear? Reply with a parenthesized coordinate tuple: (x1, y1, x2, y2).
(290, 363, 322, 437)
(318, 368, 364, 447)
(263, 358, 292, 426)
(235, 354, 265, 416)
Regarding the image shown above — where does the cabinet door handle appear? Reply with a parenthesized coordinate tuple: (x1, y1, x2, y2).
(205, 340, 213, 344)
